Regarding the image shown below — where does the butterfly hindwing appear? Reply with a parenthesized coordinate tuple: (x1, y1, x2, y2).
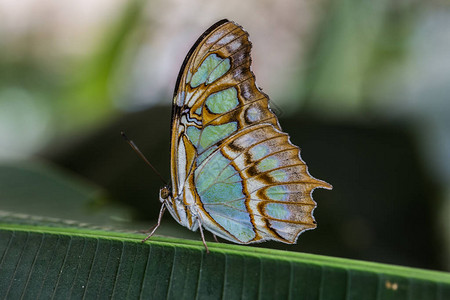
(168, 20, 331, 244)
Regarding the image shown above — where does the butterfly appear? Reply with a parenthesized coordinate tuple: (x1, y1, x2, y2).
(143, 19, 332, 252)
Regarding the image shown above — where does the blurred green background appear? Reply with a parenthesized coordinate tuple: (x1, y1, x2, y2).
(1, 0, 449, 272)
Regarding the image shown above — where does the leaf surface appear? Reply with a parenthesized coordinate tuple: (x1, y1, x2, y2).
(0, 224, 449, 300)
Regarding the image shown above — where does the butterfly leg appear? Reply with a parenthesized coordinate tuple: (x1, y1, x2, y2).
(212, 234, 219, 243)
(196, 215, 210, 253)
(142, 203, 166, 243)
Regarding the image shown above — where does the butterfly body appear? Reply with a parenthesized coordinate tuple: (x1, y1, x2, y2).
(151, 19, 331, 248)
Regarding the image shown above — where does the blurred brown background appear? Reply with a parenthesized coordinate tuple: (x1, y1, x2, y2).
(1, 0, 449, 272)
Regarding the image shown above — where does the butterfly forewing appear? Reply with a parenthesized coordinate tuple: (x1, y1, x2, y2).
(169, 19, 331, 244)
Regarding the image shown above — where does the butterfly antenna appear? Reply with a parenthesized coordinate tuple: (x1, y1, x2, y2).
(121, 131, 167, 186)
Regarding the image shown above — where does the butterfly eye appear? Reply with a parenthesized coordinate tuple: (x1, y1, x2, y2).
(160, 186, 171, 200)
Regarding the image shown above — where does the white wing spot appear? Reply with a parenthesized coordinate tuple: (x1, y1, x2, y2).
(217, 35, 235, 45)
(241, 84, 252, 99)
(227, 40, 242, 52)
(176, 91, 185, 106)
(207, 32, 223, 44)
(245, 105, 261, 123)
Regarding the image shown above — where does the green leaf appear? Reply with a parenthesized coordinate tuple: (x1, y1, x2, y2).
(1, 223, 449, 299)
(0, 160, 133, 227)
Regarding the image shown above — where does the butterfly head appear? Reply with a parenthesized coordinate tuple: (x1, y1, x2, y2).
(159, 186, 171, 203)
(158, 185, 193, 229)
(159, 186, 179, 218)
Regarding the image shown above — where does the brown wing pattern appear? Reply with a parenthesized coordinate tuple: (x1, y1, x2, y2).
(170, 20, 331, 244)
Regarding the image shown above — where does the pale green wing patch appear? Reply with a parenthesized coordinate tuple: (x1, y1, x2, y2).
(190, 54, 231, 88)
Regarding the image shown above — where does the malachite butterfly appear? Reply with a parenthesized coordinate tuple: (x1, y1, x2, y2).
(144, 19, 332, 252)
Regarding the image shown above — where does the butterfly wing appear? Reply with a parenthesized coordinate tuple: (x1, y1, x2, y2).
(170, 19, 332, 243)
